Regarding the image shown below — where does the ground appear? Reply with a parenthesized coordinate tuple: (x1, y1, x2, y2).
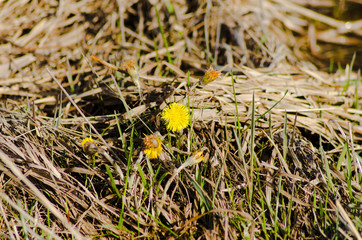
(0, 0, 361, 239)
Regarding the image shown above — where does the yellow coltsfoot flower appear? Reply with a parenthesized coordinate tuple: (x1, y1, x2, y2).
(120, 59, 142, 100)
(174, 150, 205, 174)
(199, 66, 221, 85)
(120, 59, 139, 85)
(184, 150, 205, 166)
(143, 132, 163, 159)
(81, 138, 98, 156)
(161, 103, 190, 132)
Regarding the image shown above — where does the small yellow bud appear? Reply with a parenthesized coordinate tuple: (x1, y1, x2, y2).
(199, 66, 221, 85)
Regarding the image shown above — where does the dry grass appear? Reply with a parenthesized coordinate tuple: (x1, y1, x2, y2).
(0, 0, 361, 239)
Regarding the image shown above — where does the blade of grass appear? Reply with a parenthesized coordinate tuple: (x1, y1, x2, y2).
(154, 5, 172, 64)
(106, 166, 122, 199)
(355, 69, 360, 110)
(249, 92, 256, 210)
(285, 182, 295, 238)
(241, 90, 288, 136)
(119, 127, 135, 229)
(112, 74, 133, 125)
(345, 140, 353, 196)
(66, 57, 75, 93)
(283, 111, 288, 163)
(140, 207, 179, 238)
(320, 136, 335, 194)
(274, 177, 282, 240)
(164, 0, 174, 14)
(212, 159, 225, 207)
(343, 52, 356, 92)
(185, 170, 212, 211)
(231, 72, 242, 137)
(137, 162, 148, 190)
(204, 0, 212, 61)
(257, 171, 269, 240)
(336, 143, 347, 171)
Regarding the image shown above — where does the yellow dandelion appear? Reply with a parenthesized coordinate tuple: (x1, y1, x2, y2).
(143, 133, 163, 159)
(200, 66, 221, 85)
(81, 138, 98, 156)
(161, 103, 190, 132)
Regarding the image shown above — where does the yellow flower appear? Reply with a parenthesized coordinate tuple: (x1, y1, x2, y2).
(81, 138, 98, 156)
(120, 58, 142, 100)
(173, 150, 205, 174)
(120, 59, 136, 73)
(189, 150, 205, 164)
(200, 66, 221, 85)
(161, 103, 190, 132)
(120, 59, 139, 83)
(143, 133, 162, 159)
(184, 150, 205, 167)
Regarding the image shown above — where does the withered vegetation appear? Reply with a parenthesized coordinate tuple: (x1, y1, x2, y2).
(0, 0, 361, 239)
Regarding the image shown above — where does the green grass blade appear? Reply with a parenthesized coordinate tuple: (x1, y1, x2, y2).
(140, 207, 179, 238)
(154, 6, 172, 64)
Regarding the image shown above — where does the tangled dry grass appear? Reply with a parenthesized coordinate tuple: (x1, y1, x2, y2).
(0, 0, 361, 239)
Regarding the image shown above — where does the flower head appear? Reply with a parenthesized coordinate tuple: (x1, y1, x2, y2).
(161, 103, 190, 132)
(175, 150, 205, 173)
(120, 59, 139, 83)
(120, 58, 142, 100)
(186, 150, 205, 165)
(200, 66, 221, 85)
(81, 138, 98, 156)
(143, 132, 163, 159)
(120, 59, 136, 72)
